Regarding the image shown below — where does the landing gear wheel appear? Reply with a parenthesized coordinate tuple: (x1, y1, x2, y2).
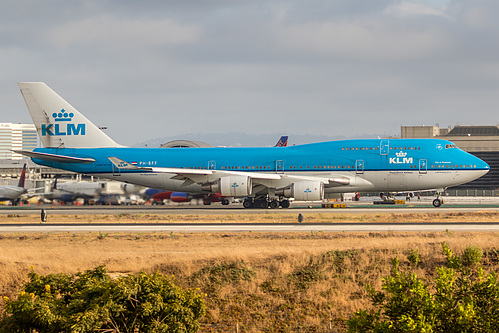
(280, 200, 290, 208)
(221, 199, 230, 205)
(432, 198, 442, 207)
(255, 200, 268, 209)
(203, 199, 211, 206)
(243, 199, 253, 209)
(269, 200, 279, 209)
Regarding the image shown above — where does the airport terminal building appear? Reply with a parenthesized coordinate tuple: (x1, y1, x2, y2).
(0, 123, 37, 160)
(401, 125, 499, 192)
(0, 123, 80, 187)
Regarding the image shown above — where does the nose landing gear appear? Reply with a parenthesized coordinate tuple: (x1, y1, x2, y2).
(432, 189, 445, 207)
(432, 198, 443, 207)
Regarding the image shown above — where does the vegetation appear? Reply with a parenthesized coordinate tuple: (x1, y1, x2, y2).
(406, 248, 421, 267)
(0, 266, 205, 333)
(348, 244, 499, 332)
(2, 230, 499, 331)
(2, 211, 499, 224)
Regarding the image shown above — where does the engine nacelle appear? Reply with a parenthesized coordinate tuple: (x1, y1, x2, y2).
(202, 176, 252, 197)
(279, 181, 324, 201)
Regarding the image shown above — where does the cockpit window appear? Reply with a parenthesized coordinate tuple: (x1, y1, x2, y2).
(445, 144, 457, 149)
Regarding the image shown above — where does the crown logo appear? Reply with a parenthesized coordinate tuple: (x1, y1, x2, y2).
(52, 109, 74, 122)
(396, 151, 407, 157)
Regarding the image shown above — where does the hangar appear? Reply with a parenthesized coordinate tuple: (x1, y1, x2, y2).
(160, 140, 211, 148)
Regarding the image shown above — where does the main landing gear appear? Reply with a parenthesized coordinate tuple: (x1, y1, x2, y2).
(243, 196, 290, 209)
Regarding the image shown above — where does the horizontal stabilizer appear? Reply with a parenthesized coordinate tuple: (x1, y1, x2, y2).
(13, 150, 95, 164)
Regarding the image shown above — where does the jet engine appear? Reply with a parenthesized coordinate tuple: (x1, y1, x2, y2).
(202, 176, 252, 197)
(278, 181, 324, 201)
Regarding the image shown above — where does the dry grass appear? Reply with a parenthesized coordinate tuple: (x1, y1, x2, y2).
(2, 210, 499, 223)
(1, 222, 499, 331)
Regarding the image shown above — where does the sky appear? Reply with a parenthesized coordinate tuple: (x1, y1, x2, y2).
(1, 0, 499, 146)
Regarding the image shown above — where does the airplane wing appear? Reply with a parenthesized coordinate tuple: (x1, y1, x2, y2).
(13, 150, 95, 163)
(108, 157, 351, 188)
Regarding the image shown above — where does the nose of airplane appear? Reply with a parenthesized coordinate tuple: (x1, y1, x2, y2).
(472, 154, 490, 177)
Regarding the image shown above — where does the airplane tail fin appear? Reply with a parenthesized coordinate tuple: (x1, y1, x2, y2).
(275, 136, 288, 147)
(17, 82, 123, 148)
(18, 163, 27, 188)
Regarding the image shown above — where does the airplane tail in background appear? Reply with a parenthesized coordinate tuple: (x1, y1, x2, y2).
(275, 136, 288, 147)
(17, 164, 27, 188)
(17, 82, 123, 149)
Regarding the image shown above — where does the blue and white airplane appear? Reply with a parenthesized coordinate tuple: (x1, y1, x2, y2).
(16, 82, 489, 208)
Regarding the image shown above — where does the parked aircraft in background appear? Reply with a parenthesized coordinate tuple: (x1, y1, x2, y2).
(16, 82, 489, 208)
(275, 136, 288, 147)
(39, 179, 107, 204)
(39, 179, 145, 205)
(41, 178, 104, 203)
(144, 189, 228, 205)
(0, 164, 27, 204)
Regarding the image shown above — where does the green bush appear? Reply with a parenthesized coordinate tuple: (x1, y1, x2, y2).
(442, 242, 462, 269)
(0, 265, 205, 333)
(347, 246, 499, 332)
(407, 249, 421, 267)
(462, 245, 483, 267)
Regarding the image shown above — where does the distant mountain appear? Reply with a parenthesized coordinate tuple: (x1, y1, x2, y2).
(132, 132, 383, 148)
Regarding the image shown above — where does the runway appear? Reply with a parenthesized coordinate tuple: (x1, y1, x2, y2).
(2, 200, 499, 216)
(1, 199, 498, 233)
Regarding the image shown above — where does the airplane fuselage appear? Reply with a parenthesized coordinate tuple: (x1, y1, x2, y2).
(0, 186, 27, 201)
(30, 138, 489, 197)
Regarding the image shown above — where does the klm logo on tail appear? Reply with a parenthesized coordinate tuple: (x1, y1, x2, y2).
(41, 109, 85, 136)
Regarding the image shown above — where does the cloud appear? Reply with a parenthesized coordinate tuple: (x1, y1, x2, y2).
(384, 1, 453, 19)
(45, 15, 201, 50)
(2, 0, 499, 145)
(272, 18, 450, 62)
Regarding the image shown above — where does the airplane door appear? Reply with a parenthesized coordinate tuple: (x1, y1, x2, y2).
(355, 160, 364, 174)
(275, 160, 284, 174)
(112, 165, 120, 177)
(380, 140, 389, 155)
(208, 161, 216, 170)
(419, 159, 427, 174)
